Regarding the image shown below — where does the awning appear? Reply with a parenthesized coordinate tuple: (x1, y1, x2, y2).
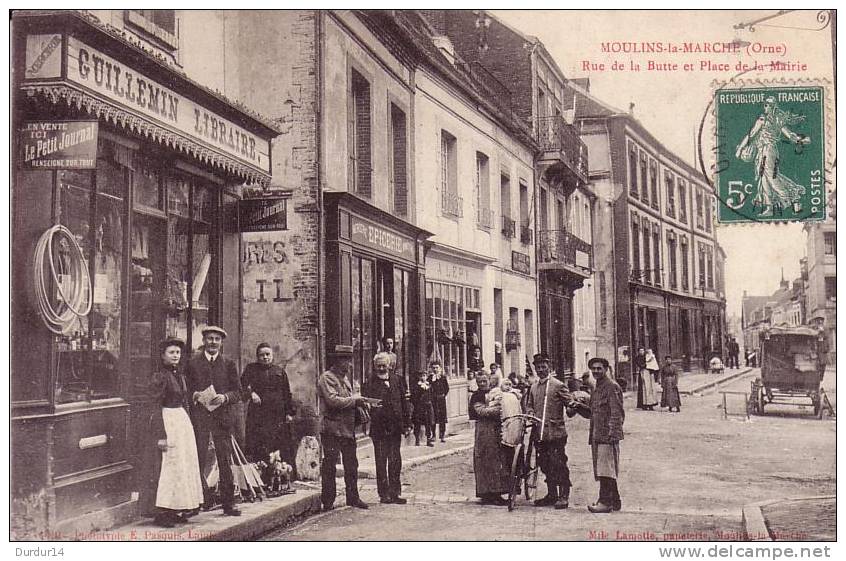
(23, 83, 272, 186)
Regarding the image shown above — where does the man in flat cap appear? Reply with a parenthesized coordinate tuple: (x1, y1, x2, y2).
(525, 352, 575, 509)
(318, 344, 369, 511)
(186, 325, 243, 516)
(586, 357, 624, 513)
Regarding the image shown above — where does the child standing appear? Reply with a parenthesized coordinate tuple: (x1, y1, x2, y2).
(410, 370, 435, 446)
(428, 361, 450, 443)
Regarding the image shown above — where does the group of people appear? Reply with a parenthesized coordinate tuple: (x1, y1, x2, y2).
(633, 348, 682, 413)
(146, 326, 295, 528)
(316, 346, 453, 510)
(469, 352, 626, 514)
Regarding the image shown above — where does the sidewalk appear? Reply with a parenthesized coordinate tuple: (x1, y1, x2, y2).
(742, 496, 836, 541)
(104, 431, 474, 542)
(678, 367, 753, 395)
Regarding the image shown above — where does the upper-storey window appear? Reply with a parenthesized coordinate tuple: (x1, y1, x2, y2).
(629, 144, 638, 198)
(678, 179, 688, 223)
(640, 152, 649, 204)
(649, 159, 659, 210)
(695, 190, 704, 230)
(665, 171, 676, 218)
(126, 10, 178, 51)
(389, 103, 408, 216)
(824, 232, 836, 256)
(348, 68, 372, 197)
(704, 194, 713, 233)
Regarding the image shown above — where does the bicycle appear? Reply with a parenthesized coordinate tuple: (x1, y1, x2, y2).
(504, 413, 543, 512)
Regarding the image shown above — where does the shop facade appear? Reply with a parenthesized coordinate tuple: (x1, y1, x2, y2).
(323, 192, 431, 390)
(11, 12, 278, 537)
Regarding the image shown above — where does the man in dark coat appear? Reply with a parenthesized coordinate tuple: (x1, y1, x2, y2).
(586, 357, 625, 513)
(318, 344, 369, 511)
(185, 325, 242, 516)
(525, 352, 575, 509)
(241, 342, 294, 463)
(363, 352, 411, 504)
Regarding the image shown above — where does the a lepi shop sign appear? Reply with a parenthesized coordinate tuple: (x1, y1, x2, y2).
(21, 121, 98, 169)
(37, 36, 272, 174)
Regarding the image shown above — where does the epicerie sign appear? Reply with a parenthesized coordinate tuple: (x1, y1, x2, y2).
(21, 121, 99, 170)
(28, 35, 271, 174)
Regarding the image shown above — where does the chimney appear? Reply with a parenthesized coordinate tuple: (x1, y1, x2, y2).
(628, 102, 635, 115)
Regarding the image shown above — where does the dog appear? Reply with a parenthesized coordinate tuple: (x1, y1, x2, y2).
(263, 450, 294, 496)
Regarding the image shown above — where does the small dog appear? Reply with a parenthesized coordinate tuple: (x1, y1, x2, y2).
(264, 450, 294, 496)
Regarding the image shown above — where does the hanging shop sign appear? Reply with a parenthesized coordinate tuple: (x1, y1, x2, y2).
(21, 120, 99, 169)
(349, 215, 416, 262)
(239, 197, 289, 232)
(40, 36, 272, 174)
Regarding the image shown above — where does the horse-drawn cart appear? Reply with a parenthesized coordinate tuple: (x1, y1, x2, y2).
(749, 326, 833, 418)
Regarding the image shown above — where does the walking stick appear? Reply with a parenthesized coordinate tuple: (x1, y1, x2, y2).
(538, 373, 551, 442)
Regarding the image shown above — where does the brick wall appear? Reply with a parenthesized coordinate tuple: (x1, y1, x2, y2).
(232, 10, 321, 437)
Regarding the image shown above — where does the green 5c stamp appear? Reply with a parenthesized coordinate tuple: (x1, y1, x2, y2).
(715, 86, 825, 222)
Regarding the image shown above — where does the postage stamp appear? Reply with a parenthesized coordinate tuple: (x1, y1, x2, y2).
(714, 84, 827, 223)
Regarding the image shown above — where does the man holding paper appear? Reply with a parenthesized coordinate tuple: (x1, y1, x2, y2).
(186, 325, 243, 516)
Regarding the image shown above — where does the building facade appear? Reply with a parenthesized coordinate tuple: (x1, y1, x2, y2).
(568, 81, 726, 382)
(11, 10, 282, 537)
(804, 193, 836, 363)
(426, 10, 596, 376)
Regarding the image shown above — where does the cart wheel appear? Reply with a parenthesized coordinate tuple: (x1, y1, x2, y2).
(756, 386, 765, 415)
(524, 439, 538, 502)
(507, 444, 524, 512)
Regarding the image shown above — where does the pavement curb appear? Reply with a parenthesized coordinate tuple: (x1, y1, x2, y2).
(358, 442, 474, 479)
(681, 368, 753, 396)
(199, 489, 323, 542)
(740, 495, 836, 542)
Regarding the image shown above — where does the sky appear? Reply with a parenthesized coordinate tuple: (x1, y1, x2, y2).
(493, 10, 834, 316)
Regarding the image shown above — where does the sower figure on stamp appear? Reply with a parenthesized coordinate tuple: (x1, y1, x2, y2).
(525, 352, 575, 510)
(585, 357, 625, 514)
(186, 326, 243, 516)
(318, 344, 369, 511)
(363, 352, 412, 504)
(735, 96, 810, 217)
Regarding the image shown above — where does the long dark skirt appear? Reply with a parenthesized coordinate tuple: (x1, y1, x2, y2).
(473, 417, 511, 497)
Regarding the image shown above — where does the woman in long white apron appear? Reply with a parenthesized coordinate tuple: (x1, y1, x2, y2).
(150, 338, 204, 527)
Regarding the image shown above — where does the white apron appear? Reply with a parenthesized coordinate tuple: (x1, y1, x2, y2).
(156, 407, 204, 510)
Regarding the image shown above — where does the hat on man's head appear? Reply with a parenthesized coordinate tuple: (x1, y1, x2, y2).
(202, 325, 228, 339)
(532, 352, 550, 364)
(159, 337, 185, 353)
(327, 344, 354, 357)
(588, 357, 609, 369)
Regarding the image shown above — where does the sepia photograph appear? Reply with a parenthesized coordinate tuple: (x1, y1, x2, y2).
(7, 6, 837, 550)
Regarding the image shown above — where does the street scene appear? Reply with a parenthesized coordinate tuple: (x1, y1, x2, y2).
(9, 8, 836, 548)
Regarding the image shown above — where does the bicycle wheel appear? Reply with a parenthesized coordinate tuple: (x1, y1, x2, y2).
(524, 439, 538, 502)
(507, 443, 524, 512)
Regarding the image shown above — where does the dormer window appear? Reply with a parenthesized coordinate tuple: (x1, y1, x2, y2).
(126, 10, 179, 51)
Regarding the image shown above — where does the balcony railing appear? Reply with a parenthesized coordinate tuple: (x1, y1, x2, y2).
(477, 207, 495, 230)
(536, 115, 589, 181)
(441, 190, 463, 218)
(538, 229, 593, 271)
(501, 216, 516, 239)
(520, 224, 533, 245)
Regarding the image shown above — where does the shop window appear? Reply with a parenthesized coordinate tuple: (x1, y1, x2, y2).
(425, 280, 474, 379)
(53, 145, 128, 404)
(348, 69, 372, 197)
(349, 255, 376, 389)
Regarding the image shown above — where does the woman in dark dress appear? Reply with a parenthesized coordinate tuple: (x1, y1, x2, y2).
(241, 343, 295, 463)
(634, 348, 648, 409)
(148, 338, 204, 527)
(429, 361, 450, 442)
(469, 374, 511, 506)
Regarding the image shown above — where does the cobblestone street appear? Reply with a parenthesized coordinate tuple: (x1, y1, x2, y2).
(265, 370, 836, 541)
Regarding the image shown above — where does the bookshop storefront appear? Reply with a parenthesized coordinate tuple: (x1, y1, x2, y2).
(11, 13, 278, 538)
